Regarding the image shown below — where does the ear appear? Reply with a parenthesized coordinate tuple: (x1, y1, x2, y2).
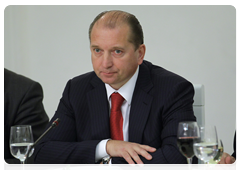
(137, 44, 146, 65)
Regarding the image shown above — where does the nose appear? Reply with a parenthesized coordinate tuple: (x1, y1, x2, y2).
(102, 52, 113, 69)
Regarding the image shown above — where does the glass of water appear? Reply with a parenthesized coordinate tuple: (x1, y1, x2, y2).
(208, 139, 224, 164)
(193, 125, 219, 164)
(9, 125, 34, 164)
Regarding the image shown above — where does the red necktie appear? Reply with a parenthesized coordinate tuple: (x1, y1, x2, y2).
(110, 92, 124, 140)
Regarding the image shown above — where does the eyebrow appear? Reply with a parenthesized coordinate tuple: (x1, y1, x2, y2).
(90, 45, 99, 49)
(90, 44, 125, 50)
(112, 46, 125, 50)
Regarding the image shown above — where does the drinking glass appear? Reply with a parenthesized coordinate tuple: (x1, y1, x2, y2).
(9, 125, 34, 164)
(177, 121, 200, 164)
(193, 125, 218, 164)
(205, 139, 224, 170)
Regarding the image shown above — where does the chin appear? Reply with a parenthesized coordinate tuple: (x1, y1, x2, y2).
(98, 75, 115, 83)
(102, 80, 115, 85)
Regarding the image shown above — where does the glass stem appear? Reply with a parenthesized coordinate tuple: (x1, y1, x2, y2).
(20, 160, 25, 170)
(187, 158, 192, 164)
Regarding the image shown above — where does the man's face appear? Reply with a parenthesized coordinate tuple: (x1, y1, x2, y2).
(90, 23, 145, 90)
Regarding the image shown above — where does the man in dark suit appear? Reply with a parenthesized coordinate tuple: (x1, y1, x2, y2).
(34, 10, 196, 164)
(4, 69, 49, 163)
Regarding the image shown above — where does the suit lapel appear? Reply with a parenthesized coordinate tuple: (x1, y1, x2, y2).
(87, 76, 110, 140)
(86, 61, 153, 142)
(129, 62, 153, 143)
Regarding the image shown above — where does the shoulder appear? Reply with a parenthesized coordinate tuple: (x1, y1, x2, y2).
(62, 71, 101, 93)
(141, 60, 191, 84)
(71, 71, 96, 82)
(5, 68, 36, 84)
(68, 71, 98, 87)
(4, 68, 42, 93)
(140, 60, 193, 94)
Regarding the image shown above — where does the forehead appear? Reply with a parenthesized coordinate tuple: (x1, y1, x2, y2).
(91, 23, 132, 46)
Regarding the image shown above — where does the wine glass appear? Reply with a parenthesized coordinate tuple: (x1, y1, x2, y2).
(193, 125, 218, 164)
(208, 139, 224, 164)
(9, 125, 34, 164)
(177, 121, 200, 164)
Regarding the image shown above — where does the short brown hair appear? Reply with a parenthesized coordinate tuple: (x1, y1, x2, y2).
(89, 10, 144, 50)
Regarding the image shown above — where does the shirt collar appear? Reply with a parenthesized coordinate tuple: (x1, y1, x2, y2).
(105, 66, 139, 105)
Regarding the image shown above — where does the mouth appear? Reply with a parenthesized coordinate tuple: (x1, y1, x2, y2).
(100, 71, 116, 76)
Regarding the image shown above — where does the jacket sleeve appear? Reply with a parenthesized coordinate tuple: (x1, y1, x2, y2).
(34, 80, 101, 164)
(113, 80, 196, 164)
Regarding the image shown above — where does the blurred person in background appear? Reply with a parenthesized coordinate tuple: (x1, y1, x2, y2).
(4, 68, 49, 163)
(214, 120, 238, 170)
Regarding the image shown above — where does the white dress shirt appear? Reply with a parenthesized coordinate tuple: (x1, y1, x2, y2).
(95, 66, 139, 162)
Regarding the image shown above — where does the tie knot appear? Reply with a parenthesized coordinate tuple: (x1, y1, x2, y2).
(111, 92, 124, 112)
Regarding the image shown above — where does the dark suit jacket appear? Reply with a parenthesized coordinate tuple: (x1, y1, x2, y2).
(232, 119, 238, 162)
(34, 60, 196, 164)
(4, 69, 49, 163)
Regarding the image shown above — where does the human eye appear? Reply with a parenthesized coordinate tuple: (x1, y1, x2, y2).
(94, 48, 101, 53)
(112, 49, 124, 57)
(115, 49, 122, 54)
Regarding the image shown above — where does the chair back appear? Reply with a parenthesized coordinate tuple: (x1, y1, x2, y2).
(193, 84, 205, 126)
(193, 84, 205, 164)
